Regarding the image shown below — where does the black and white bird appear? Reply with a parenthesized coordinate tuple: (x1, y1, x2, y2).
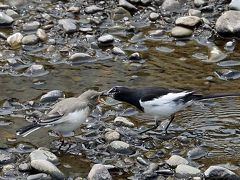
(16, 90, 103, 138)
(104, 86, 240, 134)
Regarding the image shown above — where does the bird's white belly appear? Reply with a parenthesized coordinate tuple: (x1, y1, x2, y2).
(52, 109, 89, 134)
(141, 101, 193, 118)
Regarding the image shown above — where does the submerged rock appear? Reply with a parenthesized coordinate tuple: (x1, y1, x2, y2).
(187, 147, 207, 160)
(171, 26, 193, 37)
(204, 166, 239, 179)
(88, 164, 112, 180)
(69, 53, 93, 62)
(30, 149, 59, 164)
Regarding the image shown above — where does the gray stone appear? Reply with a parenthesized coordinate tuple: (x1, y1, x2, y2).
(68, 6, 80, 13)
(165, 155, 189, 167)
(2, 164, 16, 176)
(194, 0, 207, 7)
(22, 34, 39, 45)
(40, 90, 64, 103)
(0, 150, 15, 164)
(58, 19, 77, 33)
(104, 130, 120, 142)
(0, 32, 7, 40)
(37, 29, 48, 41)
(98, 34, 114, 44)
(112, 47, 126, 55)
(31, 160, 65, 179)
(114, 116, 134, 127)
(0, 12, 13, 25)
(113, 7, 132, 21)
(129, 52, 141, 60)
(19, 163, 31, 171)
(119, 0, 137, 11)
(161, 0, 180, 12)
(23, 21, 40, 31)
(27, 173, 50, 180)
(26, 64, 45, 75)
(5, 9, 19, 18)
(187, 147, 207, 160)
(85, 5, 104, 14)
(176, 164, 201, 178)
(30, 149, 59, 164)
(141, 0, 151, 5)
(69, 53, 93, 61)
(109, 141, 133, 154)
(215, 10, 240, 37)
(175, 16, 201, 27)
(171, 26, 193, 37)
(6, 0, 27, 8)
(149, 12, 160, 21)
(148, 30, 164, 37)
(188, 9, 201, 17)
(204, 166, 239, 179)
(88, 164, 112, 180)
(206, 46, 227, 63)
(229, 0, 240, 11)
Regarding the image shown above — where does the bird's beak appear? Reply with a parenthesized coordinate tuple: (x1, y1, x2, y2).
(100, 90, 109, 96)
(97, 90, 108, 104)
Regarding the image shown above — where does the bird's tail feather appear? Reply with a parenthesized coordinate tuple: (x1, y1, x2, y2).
(195, 92, 240, 101)
(16, 123, 42, 137)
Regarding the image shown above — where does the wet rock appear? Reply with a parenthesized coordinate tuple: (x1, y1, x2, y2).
(5, 9, 19, 18)
(215, 11, 240, 37)
(137, 156, 148, 165)
(204, 166, 239, 179)
(40, 90, 64, 103)
(37, 29, 47, 41)
(217, 60, 240, 67)
(206, 46, 227, 63)
(113, 7, 132, 21)
(119, 0, 137, 11)
(98, 34, 114, 45)
(19, 163, 31, 171)
(58, 19, 77, 33)
(0, 32, 7, 39)
(188, 9, 201, 17)
(109, 140, 134, 154)
(104, 130, 120, 142)
(224, 40, 236, 51)
(31, 160, 65, 179)
(0, 12, 13, 25)
(156, 169, 174, 176)
(175, 16, 201, 27)
(215, 69, 240, 80)
(187, 147, 207, 160)
(85, 5, 104, 14)
(30, 148, 59, 164)
(129, 52, 141, 60)
(148, 30, 164, 37)
(6, 0, 27, 8)
(143, 163, 159, 176)
(175, 164, 201, 178)
(112, 47, 126, 55)
(229, 0, 240, 11)
(68, 6, 80, 13)
(88, 164, 112, 180)
(0, 150, 15, 164)
(114, 116, 134, 127)
(165, 155, 189, 167)
(194, 0, 207, 7)
(161, 0, 180, 12)
(69, 53, 93, 62)
(23, 21, 40, 31)
(22, 34, 39, 45)
(2, 164, 16, 176)
(25, 64, 46, 76)
(171, 26, 193, 37)
(149, 12, 160, 21)
(27, 173, 50, 180)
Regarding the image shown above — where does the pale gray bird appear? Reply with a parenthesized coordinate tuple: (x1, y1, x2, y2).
(16, 90, 103, 138)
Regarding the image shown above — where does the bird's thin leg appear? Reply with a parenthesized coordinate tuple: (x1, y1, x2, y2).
(164, 114, 175, 134)
(139, 118, 160, 134)
(57, 133, 65, 150)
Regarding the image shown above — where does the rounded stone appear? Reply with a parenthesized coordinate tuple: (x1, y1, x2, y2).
(109, 141, 134, 154)
(171, 26, 193, 37)
(88, 164, 112, 180)
(23, 21, 40, 31)
(31, 160, 65, 179)
(229, 0, 240, 11)
(22, 34, 39, 45)
(30, 149, 59, 164)
(0, 150, 15, 165)
(204, 166, 239, 179)
(27, 173, 50, 180)
(58, 18, 77, 33)
(37, 29, 47, 41)
(175, 164, 201, 178)
(114, 116, 134, 127)
(188, 9, 201, 17)
(104, 130, 120, 142)
(175, 16, 201, 27)
(149, 12, 160, 21)
(187, 147, 207, 160)
(25, 64, 46, 76)
(69, 53, 93, 61)
(98, 34, 114, 44)
(165, 155, 189, 167)
(0, 12, 13, 25)
(7, 32, 23, 48)
(161, 0, 180, 12)
(112, 47, 126, 55)
(85, 5, 104, 14)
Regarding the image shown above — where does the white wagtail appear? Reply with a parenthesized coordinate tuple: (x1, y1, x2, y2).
(16, 90, 103, 139)
(103, 86, 240, 134)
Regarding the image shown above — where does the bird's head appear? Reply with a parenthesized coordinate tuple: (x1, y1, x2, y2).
(79, 90, 104, 105)
(103, 86, 131, 100)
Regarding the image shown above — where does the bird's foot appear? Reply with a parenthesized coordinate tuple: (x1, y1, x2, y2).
(138, 125, 159, 135)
